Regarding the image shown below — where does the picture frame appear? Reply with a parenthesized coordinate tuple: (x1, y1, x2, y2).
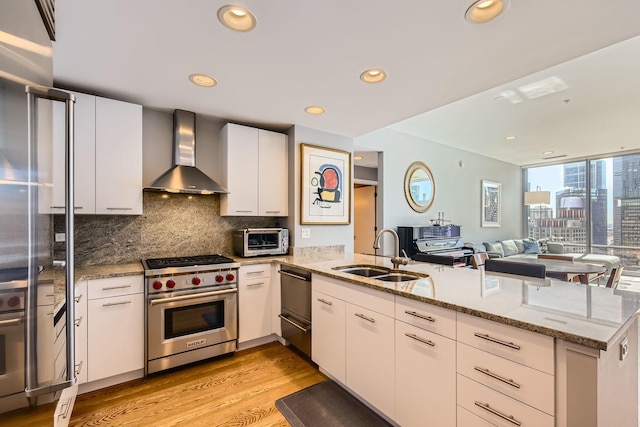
(300, 143, 351, 225)
(481, 180, 501, 227)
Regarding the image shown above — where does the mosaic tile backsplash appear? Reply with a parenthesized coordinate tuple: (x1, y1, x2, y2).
(55, 192, 280, 266)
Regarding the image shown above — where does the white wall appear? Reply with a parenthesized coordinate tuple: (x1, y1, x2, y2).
(356, 127, 522, 256)
(286, 125, 355, 252)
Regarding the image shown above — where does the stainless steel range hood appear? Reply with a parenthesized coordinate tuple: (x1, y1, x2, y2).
(145, 110, 228, 195)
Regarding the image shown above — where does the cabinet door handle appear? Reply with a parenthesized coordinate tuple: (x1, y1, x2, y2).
(404, 310, 435, 322)
(102, 285, 132, 291)
(247, 282, 264, 287)
(317, 298, 332, 306)
(473, 332, 521, 350)
(51, 206, 81, 209)
(264, 210, 281, 214)
(74, 316, 83, 327)
(75, 361, 83, 376)
(102, 300, 132, 307)
(354, 313, 375, 323)
(235, 210, 253, 213)
(474, 366, 521, 389)
(106, 207, 133, 211)
(74, 294, 83, 303)
(474, 401, 521, 426)
(404, 332, 435, 347)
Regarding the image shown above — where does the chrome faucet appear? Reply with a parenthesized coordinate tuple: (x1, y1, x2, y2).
(373, 228, 409, 269)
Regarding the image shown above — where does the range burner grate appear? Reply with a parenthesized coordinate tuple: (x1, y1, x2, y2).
(144, 254, 235, 270)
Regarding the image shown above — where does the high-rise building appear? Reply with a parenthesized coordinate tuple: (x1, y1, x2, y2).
(613, 154, 640, 247)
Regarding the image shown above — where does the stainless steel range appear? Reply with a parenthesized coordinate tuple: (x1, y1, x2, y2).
(0, 268, 27, 398)
(142, 254, 239, 375)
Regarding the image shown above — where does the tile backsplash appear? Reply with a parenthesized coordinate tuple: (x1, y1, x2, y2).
(55, 192, 279, 266)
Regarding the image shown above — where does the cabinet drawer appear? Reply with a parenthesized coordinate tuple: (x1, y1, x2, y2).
(74, 281, 88, 385)
(457, 312, 554, 374)
(457, 342, 554, 414)
(240, 264, 271, 280)
(313, 274, 394, 317)
(457, 405, 497, 427)
(88, 275, 143, 300)
(457, 374, 554, 427)
(396, 295, 456, 339)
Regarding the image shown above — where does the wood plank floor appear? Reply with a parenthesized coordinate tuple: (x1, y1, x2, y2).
(0, 342, 326, 426)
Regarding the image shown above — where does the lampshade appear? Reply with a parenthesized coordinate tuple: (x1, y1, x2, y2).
(524, 191, 551, 205)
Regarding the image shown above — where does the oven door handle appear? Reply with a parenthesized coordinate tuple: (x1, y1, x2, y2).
(0, 316, 23, 328)
(149, 288, 237, 306)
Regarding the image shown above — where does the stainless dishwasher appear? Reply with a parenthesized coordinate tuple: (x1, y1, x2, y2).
(278, 267, 311, 357)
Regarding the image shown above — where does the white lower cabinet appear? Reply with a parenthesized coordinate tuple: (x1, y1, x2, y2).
(311, 289, 346, 383)
(238, 264, 272, 343)
(345, 303, 395, 418)
(395, 320, 456, 427)
(86, 276, 144, 382)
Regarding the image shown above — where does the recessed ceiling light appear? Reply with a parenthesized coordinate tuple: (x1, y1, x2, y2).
(505, 135, 517, 140)
(217, 5, 257, 32)
(189, 74, 217, 87)
(360, 69, 387, 84)
(465, 0, 509, 23)
(305, 106, 325, 115)
(354, 156, 363, 161)
(542, 151, 554, 155)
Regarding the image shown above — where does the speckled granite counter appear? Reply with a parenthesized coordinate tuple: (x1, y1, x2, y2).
(274, 253, 640, 352)
(49, 253, 640, 351)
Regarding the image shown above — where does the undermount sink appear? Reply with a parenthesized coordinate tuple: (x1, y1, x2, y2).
(376, 273, 421, 282)
(335, 266, 390, 277)
(333, 265, 421, 282)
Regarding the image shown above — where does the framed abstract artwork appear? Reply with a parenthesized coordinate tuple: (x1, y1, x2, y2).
(300, 143, 351, 224)
(482, 180, 501, 227)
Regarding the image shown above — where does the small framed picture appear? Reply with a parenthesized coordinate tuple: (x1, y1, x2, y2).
(300, 143, 351, 225)
(482, 180, 501, 227)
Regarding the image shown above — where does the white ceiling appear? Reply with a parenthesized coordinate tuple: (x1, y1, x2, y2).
(53, 1, 640, 166)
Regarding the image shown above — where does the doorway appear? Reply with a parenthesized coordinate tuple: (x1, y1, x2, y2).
(354, 184, 377, 254)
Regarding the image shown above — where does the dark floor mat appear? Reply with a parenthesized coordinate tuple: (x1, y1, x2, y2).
(275, 380, 392, 427)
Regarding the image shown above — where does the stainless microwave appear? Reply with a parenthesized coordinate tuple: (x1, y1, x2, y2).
(233, 228, 289, 257)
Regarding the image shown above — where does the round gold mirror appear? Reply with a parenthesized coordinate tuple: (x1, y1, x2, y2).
(404, 161, 435, 213)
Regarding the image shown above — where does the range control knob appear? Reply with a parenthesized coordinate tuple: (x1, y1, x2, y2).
(166, 279, 176, 289)
(152, 281, 163, 290)
(226, 273, 235, 281)
(7, 296, 20, 308)
(215, 275, 224, 283)
(192, 277, 201, 286)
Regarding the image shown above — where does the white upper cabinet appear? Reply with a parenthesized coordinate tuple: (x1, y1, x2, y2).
(94, 97, 142, 214)
(40, 91, 142, 215)
(220, 123, 288, 217)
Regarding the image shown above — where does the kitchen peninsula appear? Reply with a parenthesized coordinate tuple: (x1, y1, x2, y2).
(282, 253, 640, 427)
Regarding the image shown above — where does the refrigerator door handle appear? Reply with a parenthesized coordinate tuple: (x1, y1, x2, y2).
(25, 86, 77, 401)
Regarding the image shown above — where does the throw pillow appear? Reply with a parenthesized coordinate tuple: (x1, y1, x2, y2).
(513, 239, 525, 253)
(522, 239, 541, 254)
(483, 242, 504, 257)
(501, 240, 519, 257)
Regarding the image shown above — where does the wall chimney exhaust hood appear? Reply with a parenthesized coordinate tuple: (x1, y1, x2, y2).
(145, 110, 228, 195)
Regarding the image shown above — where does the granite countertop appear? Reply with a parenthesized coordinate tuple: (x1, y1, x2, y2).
(277, 253, 640, 352)
(49, 253, 640, 351)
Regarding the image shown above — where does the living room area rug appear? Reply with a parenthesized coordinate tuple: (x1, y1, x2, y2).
(275, 380, 392, 427)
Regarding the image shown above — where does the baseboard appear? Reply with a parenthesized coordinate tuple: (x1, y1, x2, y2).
(78, 369, 144, 395)
(237, 334, 280, 351)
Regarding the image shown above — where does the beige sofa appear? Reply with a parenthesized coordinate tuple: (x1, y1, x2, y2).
(482, 239, 620, 274)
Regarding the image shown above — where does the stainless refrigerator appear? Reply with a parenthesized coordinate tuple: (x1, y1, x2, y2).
(0, 1, 77, 423)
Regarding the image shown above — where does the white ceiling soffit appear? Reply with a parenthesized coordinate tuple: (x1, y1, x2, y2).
(53, 1, 640, 165)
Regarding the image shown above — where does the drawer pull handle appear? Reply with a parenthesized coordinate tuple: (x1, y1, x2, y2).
(355, 313, 375, 323)
(405, 332, 435, 347)
(75, 360, 83, 376)
(106, 207, 133, 211)
(404, 310, 435, 322)
(102, 300, 132, 307)
(264, 210, 281, 214)
(102, 285, 132, 291)
(74, 294, 83, 303)
(235, 210, 253, 213)
(474, 366, 521, 389)
(473, 333, 521, 350)
(247, 282, 264, 287)
(247, 271, 265, 275)
(474, 401, 521, 426)
(74, 316, 83, 327)
(317, 298, 333, 306)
